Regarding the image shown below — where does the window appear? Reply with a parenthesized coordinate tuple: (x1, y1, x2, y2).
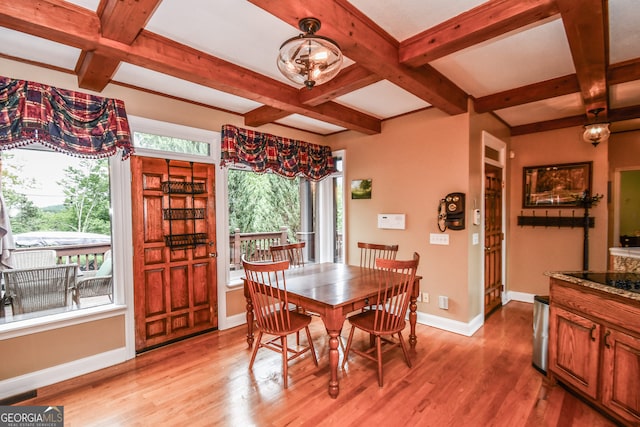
(226, 151, 344, 279)
(133, 132, 210, 156)
(1, 147, 113, 323)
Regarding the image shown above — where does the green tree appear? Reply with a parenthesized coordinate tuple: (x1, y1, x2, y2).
(0, 153, 44, 233)
(58, 159, 111, 234)
(228, 170, 300, 237)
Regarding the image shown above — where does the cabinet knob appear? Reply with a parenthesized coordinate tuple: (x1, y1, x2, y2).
(590, 325, 597, 341)
(604, 330, 611, 348)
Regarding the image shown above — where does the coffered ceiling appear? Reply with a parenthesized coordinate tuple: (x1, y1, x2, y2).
(1, 0, 639, 136)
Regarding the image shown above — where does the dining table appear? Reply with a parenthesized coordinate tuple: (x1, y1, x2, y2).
(243, 262, 422, 398)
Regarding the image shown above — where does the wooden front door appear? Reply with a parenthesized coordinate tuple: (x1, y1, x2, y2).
(484, 163, 503, 318)
(131, 156, 217, 352)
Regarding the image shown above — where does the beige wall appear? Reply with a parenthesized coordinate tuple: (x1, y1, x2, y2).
(0, 316, 125, 380)
(329, 107, 482, 322)
(507, 127, 609, 296)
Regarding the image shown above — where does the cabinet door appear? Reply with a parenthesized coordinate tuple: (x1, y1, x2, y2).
(601, 328, 640, 424)
(549, 305, 600, 399)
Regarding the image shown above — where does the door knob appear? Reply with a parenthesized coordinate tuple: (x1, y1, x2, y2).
(209, 253, 217, 258)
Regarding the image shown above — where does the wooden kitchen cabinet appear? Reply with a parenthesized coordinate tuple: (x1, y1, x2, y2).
(549, 305, 600, 399)
(601, 327, 640, 423)
(548, 277, 640, 426)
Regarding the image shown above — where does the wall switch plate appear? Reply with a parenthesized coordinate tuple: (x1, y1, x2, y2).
(429, 233, 449, 245)
(472, 233, 479, 245)
(438, 296, 449, 310)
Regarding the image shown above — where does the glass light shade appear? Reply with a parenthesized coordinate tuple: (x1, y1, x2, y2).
(582, 122, 610, 146)
(277, 35, 343, 89)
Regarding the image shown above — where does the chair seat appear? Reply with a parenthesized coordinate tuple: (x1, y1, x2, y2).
(259, 310, 313, 336)
(348, 309, 406, 335)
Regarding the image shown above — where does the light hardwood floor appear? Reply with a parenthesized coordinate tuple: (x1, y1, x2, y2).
(19, 301, 616, 426)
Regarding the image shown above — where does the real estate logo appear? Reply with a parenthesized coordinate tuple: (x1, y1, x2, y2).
(0, 406, 63, 427)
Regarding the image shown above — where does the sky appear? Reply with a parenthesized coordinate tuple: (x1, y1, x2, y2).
(3, 148, 79, 208)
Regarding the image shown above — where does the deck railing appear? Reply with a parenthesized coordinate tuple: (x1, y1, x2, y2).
(229, 227, 288, 271)
(14, 243, 112, 271)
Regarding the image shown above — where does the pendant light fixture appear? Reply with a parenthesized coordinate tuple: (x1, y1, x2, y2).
(277, 17, 343, 90)
(582, 108, 610, 147)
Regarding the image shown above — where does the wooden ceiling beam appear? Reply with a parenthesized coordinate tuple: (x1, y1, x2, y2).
(249, 0, 468, 115)
(400, 0, 559, 67)
(0, 0, 380, 134)
(475, 74, 580, 113)
(557, 0, 608, 115)
(246, 64, 381, 127)
(298, 64, 382, 106)
(76, 0, 162, 91)
(244, 106, 291, 127)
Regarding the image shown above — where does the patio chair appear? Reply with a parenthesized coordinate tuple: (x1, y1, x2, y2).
(342, 253, 420, 387)
(242, 256, 318, 389)
(12, 249, 58, 269)
(2, 264, 78, 315)
(73, 251, 113, 307)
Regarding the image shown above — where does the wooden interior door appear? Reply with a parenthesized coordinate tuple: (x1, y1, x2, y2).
(131, 156, 217, 352)
(484, 163, 503, 318)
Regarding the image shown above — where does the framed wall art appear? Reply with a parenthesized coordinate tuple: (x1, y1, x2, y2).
(351, 179, 372, 199)
(523, 161, 592, 208)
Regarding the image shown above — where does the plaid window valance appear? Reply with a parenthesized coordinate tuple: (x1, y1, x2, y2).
(220, 124, 335, 181)
(0, 76, 133, 160)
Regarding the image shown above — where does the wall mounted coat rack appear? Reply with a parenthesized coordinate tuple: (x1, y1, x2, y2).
(517, 211, 594, 228)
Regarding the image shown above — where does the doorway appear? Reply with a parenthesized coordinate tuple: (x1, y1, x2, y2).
(131, 156, 218, 352)
(482, 132, 506, 319)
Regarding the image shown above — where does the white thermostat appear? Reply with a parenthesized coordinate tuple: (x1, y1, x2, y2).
(377, 214, 406, 230)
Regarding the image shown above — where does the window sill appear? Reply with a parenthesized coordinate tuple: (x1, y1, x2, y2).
(226, 277, 244, 290)
(0, 304, 127, 340)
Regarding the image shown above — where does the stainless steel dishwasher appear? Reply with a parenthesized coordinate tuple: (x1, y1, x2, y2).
(532, 295, 549, 374)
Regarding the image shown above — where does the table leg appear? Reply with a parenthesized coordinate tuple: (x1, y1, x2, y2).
(409, 293, 417, 347)
(245, 295, 254, 349)
(322, 312, 345, 399)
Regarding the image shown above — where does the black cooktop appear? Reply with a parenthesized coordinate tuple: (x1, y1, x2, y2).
(566, 272, 640, 294)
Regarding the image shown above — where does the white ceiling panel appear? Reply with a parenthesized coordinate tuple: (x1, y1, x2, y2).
(145, 0, 300, 86)
(0, 28, 81, 70)
(113, 63, 262, 114)
(610, 81, 640, 109)
(275, 114, 346, 135)
(609, 0, 640, 64)
(495, 93, 584, 127)
(335, 80, 431, 119)
(431, 18, 574, 97)
(347, 0, 486, 41)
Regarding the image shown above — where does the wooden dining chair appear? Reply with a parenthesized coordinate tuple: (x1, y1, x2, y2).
(270, 241, 309, 345)
(242, 257, 318, 389)
(270, 241, 305, 266)
(358, 242, 399, 269)
(342, 253, 420, 387)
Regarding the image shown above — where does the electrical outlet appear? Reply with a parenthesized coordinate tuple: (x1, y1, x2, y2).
(422, 292, 429, 303)
(429, 233, 449, 245)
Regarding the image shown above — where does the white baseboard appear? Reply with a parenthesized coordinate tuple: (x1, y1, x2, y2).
(507, 291, 536, 303)
(416, 311, 484, 337)
(219, 312, 247, 330)
(0, 347, 128, 401)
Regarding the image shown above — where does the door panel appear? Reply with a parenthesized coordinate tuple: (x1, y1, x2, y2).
(484, 163, 503, 318)
(131, 156, 217, 352)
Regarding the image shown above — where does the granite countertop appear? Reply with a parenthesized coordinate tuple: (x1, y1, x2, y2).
(546, 271, 640, 302)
